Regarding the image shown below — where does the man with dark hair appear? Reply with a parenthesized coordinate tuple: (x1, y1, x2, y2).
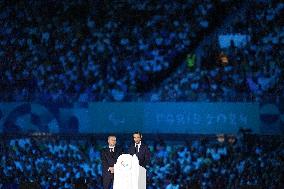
(101, 135, 122, 189)
(128, 131, 150, 168)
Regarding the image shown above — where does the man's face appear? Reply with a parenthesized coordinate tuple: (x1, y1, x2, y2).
(133, 133, 142, 144)
(108, 136, 116, 147)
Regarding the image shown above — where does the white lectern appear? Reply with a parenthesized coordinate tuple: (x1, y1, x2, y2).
(113, 154, 146, 189)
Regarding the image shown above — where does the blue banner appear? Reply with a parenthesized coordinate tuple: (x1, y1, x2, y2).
(0, 102, 263, 134)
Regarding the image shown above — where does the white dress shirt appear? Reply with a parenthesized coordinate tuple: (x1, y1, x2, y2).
(109, 146, 115, 152)
(135, 142, 141, 153)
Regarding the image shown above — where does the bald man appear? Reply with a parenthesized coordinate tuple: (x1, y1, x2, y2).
(101, 135, 122, 189)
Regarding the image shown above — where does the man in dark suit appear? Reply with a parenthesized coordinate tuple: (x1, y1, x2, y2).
(128, 131, 150, 168)
(101, 135, 122, 189)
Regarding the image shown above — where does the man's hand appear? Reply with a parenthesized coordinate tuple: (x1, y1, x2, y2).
(108, 167, 114, 173)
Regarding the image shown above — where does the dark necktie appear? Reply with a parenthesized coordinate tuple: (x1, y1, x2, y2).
(110, 148, 114, 152)
(135, 144, 138, 154)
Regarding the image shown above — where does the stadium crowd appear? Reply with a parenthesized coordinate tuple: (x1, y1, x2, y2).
(0, 134, 283, 188)
(3, 0, 281, 102)
(153, 0, 283, 102)
(1, 1, 283, 188)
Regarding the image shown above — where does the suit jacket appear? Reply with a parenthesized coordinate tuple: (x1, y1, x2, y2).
(128, 143, 150, 168)
(101, 146, 122, 175)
